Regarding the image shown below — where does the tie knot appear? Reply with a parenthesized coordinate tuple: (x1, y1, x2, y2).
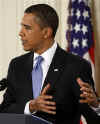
(34, 56, 44, 69)
(36, 56, 43, 63)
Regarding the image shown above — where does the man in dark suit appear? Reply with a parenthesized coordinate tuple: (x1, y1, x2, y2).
(0, 4, 99, 124)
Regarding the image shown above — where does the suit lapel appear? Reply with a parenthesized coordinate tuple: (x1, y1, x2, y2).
(25, 52, 34, 73)
(42, 46, 67, 90)
(23, 52, 34, 99)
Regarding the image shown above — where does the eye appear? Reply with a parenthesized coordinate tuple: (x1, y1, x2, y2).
(25, 25, 32, 30)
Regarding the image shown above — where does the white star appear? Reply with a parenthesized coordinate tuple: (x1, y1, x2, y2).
(72, 0, 76, 2)
(78, 0, 83, 3)
(82, 39, 87, 48)
(74, 23, 81, 33)
(72, 39, 79, 48)
(78, 0, 86, 3)
(82, 25, 88, 34)
(83, 10, 89, 20)
(78, 0, 88, 5)
(72, 52, 78, 56)
(76, 9, 81, 19)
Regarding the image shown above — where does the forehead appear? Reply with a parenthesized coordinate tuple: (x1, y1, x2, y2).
(21, 13, 35, 25)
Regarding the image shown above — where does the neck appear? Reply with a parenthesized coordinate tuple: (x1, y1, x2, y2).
(34, 38, 55, 55)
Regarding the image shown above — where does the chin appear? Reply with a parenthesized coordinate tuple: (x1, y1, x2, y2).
(23, 47, 33, 52)
(23, 47, 29, 51)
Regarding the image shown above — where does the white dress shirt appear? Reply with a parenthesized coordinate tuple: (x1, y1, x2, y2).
(24, 41, 57, 114)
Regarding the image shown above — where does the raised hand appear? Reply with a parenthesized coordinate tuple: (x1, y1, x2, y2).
(29, 83, 56, 114)
(77, 78, 99, 108)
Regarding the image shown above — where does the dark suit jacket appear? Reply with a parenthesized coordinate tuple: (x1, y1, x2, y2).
(0, 46, 100, 124)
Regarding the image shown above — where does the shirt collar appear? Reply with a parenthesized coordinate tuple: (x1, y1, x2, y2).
(33, 41, 57, 66)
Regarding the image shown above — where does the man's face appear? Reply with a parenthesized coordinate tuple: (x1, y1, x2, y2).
(19, 13, 46, 53)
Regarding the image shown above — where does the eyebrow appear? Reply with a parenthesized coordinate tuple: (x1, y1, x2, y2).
(21, 23, 32, 28)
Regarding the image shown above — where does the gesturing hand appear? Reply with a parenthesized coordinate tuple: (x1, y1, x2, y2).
(29, 83, 56, 114)
(77, 78, 99, 108)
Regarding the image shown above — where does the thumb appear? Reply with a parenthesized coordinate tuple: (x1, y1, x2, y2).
(77, 78, 84, 87)
(41, 83, 50, 95)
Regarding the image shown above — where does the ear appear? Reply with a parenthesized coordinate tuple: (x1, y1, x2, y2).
(42, 27, 53, 39)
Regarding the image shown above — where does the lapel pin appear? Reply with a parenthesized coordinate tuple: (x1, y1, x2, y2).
(54, 69, 59, 72)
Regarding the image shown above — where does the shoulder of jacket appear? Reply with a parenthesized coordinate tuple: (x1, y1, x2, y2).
(10, 52, 33, 64)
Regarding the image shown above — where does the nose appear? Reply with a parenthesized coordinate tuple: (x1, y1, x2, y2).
(19, 29, 23, 37)
(19, 27, 25, 37)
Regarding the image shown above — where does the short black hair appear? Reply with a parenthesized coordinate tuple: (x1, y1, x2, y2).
(24, 4, 59, 37)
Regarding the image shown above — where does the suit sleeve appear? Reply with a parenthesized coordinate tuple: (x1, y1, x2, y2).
(72, 60, 100, 123)
(0, 59, 25, 113)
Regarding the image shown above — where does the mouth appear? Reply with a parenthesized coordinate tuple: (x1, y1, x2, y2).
(21, 40, 27, 45)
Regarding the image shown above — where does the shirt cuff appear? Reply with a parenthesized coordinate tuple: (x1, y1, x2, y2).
(24, 101, 31, 115)
(91, 103, 100, 116)
(24, 101, 37, 115)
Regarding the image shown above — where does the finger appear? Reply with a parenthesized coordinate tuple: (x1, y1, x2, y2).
(79, 98, 95, 104)
(38, 96, 56, 105)
(41, 108, 56, 115)
(80, 83, 91, 88)
(77, 78, 85, 87)
(45, 101, 56, 106)
(41, 83, 50, 95)
(39, 95, 53, 100)
(80, 87, 92, 93)
(43, 105, 56, 110)
(41, 103, 56, 110)
(79, 99, 89, 104)
(83, 91, 95, 98)
(80, 93, 94, 99)
(41, 100, 56, 106)
(77, 78, 90, 88)
(80, 90, 95, 97)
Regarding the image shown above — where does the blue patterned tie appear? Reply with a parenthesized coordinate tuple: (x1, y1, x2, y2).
(32, 56, 43, 99)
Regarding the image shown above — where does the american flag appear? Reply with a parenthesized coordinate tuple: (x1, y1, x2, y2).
(66, 0, 95, 124)
(67, 0, 95, 66)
